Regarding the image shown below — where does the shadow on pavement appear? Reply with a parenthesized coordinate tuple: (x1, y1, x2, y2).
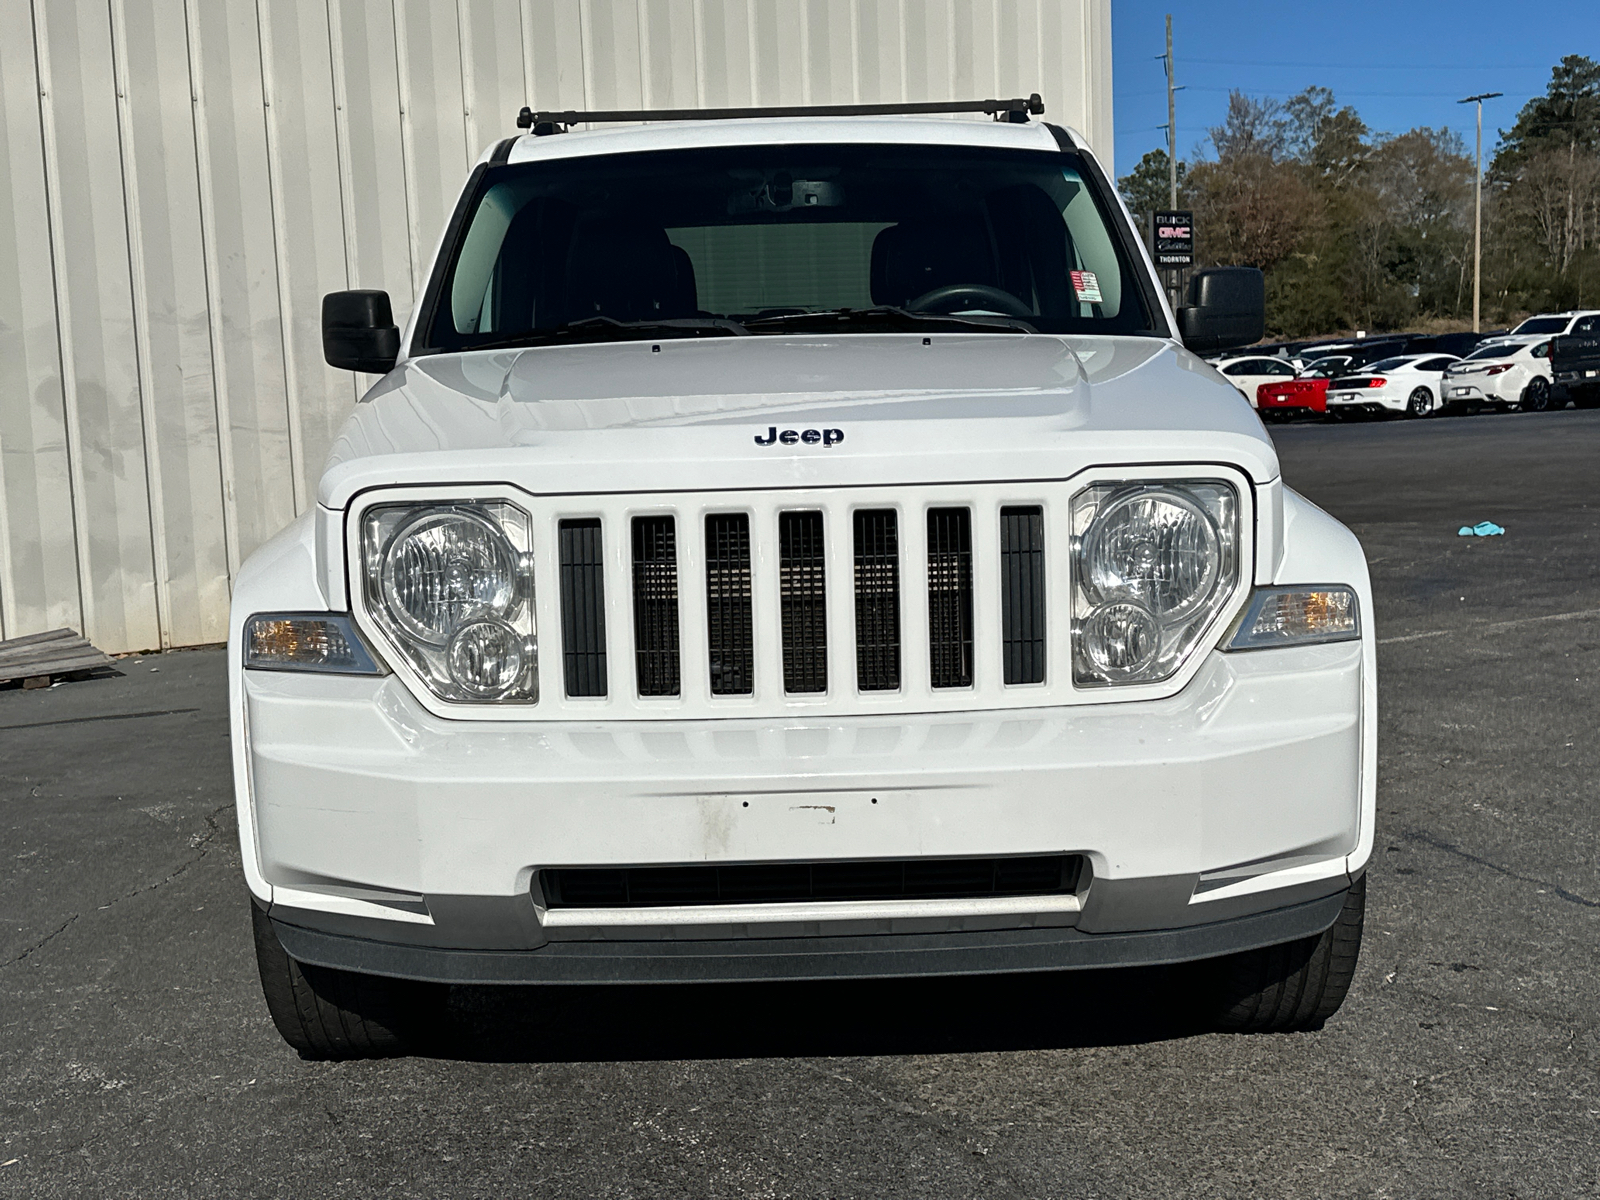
(424, 965, 1213, 1063)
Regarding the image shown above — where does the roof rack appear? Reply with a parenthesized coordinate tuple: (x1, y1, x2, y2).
(514, 94, 1044, 136)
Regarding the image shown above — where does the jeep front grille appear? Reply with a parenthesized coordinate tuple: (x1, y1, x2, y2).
(354, 479, 1256, 717)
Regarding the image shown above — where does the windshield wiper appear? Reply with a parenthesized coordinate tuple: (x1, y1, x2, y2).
(742, 306, 1037, 335)
(465, 316, 748, 352)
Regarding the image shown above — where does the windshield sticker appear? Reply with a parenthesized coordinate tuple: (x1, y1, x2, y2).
(1071, 270, 1103, 304)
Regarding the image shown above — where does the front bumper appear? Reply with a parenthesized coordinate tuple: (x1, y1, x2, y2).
(269, 888, 1351, 984)
(239, 638, 1368, 978)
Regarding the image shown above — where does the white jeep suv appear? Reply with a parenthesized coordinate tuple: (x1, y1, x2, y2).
(232, 98, 1374, 1057)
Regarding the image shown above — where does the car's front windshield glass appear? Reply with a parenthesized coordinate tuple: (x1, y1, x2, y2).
(421, 142, 1155, 350)
(1512, 317, 1567, 334)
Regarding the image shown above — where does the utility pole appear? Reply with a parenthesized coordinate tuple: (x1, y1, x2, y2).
(1459, 92, 1502, 333)
(1165, 15, 1177, 208)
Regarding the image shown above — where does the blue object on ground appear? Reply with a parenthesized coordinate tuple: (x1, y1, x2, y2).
(1457, 521, 1505, 537)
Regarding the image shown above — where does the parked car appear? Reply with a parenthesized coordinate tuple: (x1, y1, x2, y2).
(1442, 337, 1556, 412)
(232, 98, 1374, 1058)
(1255, 376, 1328, 420)
(1211, 354, 1299, 406)
(1325, 354, 1461, 418)
(1508, 310, 1600, 338)
(1550, 313, 1600, 407)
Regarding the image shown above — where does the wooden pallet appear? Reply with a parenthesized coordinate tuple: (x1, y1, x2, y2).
(0, 628, 114, 688)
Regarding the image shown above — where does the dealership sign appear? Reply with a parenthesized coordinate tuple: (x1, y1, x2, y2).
(1153, 210, 1193, 267)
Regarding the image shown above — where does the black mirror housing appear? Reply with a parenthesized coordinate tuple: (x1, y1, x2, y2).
(1177, 267, 1265, 355)
(322, 290, 401, 373)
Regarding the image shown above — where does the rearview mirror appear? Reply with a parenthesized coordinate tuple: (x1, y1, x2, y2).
(1177, 267, 1265, 355)
(323, 290, 400, 373)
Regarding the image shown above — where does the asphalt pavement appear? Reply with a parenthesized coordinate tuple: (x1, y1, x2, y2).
(3, 409, 1598, 1199)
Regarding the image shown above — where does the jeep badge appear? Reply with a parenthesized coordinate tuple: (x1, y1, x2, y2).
(754, 426, 844, 447)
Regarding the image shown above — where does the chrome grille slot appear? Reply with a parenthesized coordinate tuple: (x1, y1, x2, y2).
(779, 511, 828, 694)
(1000, 506, 1046, 684)
(927, 507, 975, 688)
(852, 509, 901, 691)
(631, 516, 680, 697)
(705, 513, 755, 695)
(558, 518, 608, 697)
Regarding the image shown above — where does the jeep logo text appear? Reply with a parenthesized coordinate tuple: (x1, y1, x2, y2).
(754, 426, 845, 447)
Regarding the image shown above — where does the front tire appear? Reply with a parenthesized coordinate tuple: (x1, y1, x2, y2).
(1405, 387, 1435, 418)
(1205, 873, 1365, 1033)
(251, 899, 446, 1059)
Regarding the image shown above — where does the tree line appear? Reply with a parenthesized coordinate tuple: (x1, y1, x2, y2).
(1118, 56, 1600, 339)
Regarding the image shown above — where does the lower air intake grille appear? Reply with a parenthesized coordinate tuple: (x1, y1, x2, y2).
(927, 507, 974, 688)
(779, 511, 827, 693)
(1000, 506, 1046, 684)
(558, 518, 607, 697)
(705, 513, 754, 695)
(853, 509, 901, 691)
(631, 516, 679, 696)
(541, 855, 1082, 908)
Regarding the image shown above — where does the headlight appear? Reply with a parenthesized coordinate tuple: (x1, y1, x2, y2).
(1071, 480, 1239, 685)
(361, 502, 537, 702)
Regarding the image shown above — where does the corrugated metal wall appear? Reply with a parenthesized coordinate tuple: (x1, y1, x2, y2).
(0, 0, 1112, 654)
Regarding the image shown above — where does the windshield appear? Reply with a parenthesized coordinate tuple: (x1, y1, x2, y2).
(1511, 316, 1567, 334)
(420, 143, 1155, 351)
(1365, 356, 1413, 372)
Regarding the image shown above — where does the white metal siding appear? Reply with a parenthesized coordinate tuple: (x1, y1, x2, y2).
(0, 0, 1113, 654)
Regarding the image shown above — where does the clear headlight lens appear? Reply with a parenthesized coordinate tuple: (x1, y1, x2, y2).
(362, 502, 537, 703)
(1071, 480, 1239, 686)
(244, 613, 385, 675)
(1226, 587, 1359, 650)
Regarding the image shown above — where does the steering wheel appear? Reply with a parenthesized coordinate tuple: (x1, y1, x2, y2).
(908, 284, 1034, 319)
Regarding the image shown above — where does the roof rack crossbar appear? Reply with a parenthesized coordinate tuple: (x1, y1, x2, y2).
(515, 94, 1044, 134)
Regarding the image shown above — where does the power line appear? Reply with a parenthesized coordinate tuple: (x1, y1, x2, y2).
(1180, 58, 1554, 71)
(1124, 85, 1531, 100)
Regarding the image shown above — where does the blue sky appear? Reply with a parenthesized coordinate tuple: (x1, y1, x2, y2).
(1110, 0, 1600, 178)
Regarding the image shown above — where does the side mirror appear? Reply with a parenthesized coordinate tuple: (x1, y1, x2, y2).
(322, 290, 400, 373)
(1177, 267, 1265, 355)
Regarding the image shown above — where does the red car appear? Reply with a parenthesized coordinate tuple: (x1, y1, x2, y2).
(1256, 377, 1329, 419)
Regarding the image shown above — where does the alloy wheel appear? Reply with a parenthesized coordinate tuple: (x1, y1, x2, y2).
(1406, 387, 1435, 418)
(1522, 376, 1551, 412)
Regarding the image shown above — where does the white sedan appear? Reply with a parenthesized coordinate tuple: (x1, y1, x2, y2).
(1441, 337, 1556, 412)
(1324, 354, 1462, 418)
(1210, 354, 1298, 407)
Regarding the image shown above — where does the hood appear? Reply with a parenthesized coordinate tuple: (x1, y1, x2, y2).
(318, 334, 1278, 508)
